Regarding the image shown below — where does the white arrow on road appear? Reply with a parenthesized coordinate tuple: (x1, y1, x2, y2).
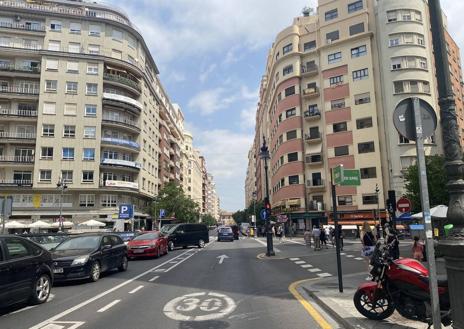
(217, 254, 229, 264)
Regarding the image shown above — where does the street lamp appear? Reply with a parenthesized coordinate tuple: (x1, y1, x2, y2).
(429, 0, 464, 327)
(56, 176, 67, 232)
(375, 184, 380, 227)
(259, 136, 275, 256)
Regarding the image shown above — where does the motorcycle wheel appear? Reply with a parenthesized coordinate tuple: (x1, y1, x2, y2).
(353, 289, 395, 320)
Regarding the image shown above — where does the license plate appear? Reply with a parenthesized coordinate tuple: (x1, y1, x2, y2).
(133, 249, 144, 254)
(53, 267, 64, 274)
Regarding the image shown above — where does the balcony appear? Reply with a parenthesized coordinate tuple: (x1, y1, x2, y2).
(308, 200, 325, 211)
(304, 108, 321, 121)
(0, 108, 38, 118)
(0, 155, 34, 164)
(102, 92, 143, 112)
(0, 63, 41, 75)
(101, 137, 140, 151)
(101, 158, 142, 170)
(102, 115, 140, 133)
(302, 87, 320, 98)
(0, 21, 46, 33)
(306, 179, 325, 190)
(0, 41, 42, 51)
(301, 64, 318, 77)
(103, 73, 141, 93)
(101, 180, 139, 190)
(305, 154, 323, 166)
(305, 132, 322, 143)
(0, 180, 32, 187)
(0, 131, 36, 140)
(0, 85, 39, 96)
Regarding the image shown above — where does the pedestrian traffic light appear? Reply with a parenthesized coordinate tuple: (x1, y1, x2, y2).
(264, 197, 271, 218)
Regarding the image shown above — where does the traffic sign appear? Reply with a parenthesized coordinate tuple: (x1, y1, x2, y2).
(159, 209, 166, 218)
(333, 166, 361, 186)
(260, 208, 269, 220)
(333, 165, 343, 185)
(397, 197, 412, 213)
(393, 98, 437, 141)
(118, 204, 134, 219)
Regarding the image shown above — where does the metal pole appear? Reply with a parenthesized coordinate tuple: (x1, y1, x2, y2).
(1, 197, 5, 234)
(413, 98, 441, 329)
(331, 169, 343, 293)
(59, 184, 63, 232)
(261, 136, 274, 256)
(376, 184, 380, 227)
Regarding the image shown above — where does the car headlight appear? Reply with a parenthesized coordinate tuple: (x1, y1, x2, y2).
(71, 256, 89, 266)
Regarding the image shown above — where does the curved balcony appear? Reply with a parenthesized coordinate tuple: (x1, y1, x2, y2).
(0, 21, 46, 33)
(101, 180, 138, 190)
(0, 155, 34, 164)
(0, 179, 32, 187)
(101, 137, 140, 152)
(0, 131, 36, 141)
(304, 109, 321, 121)
(101, 158, 141, 170)
(102, 92, 143, 113)
(103, 73, 141, 94)
(0, 108, 37, 117)
(0, 85, 39, 97)
(305, 132, 322, 144)
(102, 115, 141, 134)
(301, 63, 318, 77)
(0, 63, 41, 77)
(302, 87, 320, 99)
(306, 179, 325, 191)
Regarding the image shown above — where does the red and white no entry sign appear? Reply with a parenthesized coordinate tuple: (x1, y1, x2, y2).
(397, 197, 412, 213)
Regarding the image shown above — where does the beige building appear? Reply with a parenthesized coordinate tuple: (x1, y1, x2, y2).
(247, 0, 445, 230)
(0, 0, 186, 225)
(182, 131, 203, 209)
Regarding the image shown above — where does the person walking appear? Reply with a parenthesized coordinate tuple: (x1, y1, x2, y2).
(412, 236, 424, 261)
(277, 224, 283, 243)
(304, 228, 312, 248)
(361, 222, 376, 278)
(320, 227, 328, 249)
(387, 228, 400, 260)
(312, 225, 321, 251)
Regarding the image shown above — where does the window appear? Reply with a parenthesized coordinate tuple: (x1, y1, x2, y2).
(354, 92, 370, 105)
(282, 43, 293, 55)
(329, 75, 343, 86)
(83, 148, 95, 161)
(304, 40, 316, 52)
(87, 63, 98, 74)
(362, 194, 378, 205)
(50, 21, 62, 32)
(88, 44, 100, 55)
(399, 134, 410, 144)
(410, 81, 419, 93)
(112, 29, 123, 41)
(127, 55, 135, 64)
(328, 52, 342, 64)
(42, 102, 56, 115)
(85, 104, 97, 117)
(356, 117, 373, 129)
(63, 125, 75, 138)
(333, 122, 347, 133)
(351, 45, 367, 58)
(338, 195, 353, 206)
(387, 11, 397, 22)
(86, 83, 97, 95)
(289, 175, 299, 185)
(394, 81, 404, 93)
(69, 22, 81, 34)
(5, 238, 33, 259)
(48, 40, 61, 51)
(42, 124, 54, 137)
(287, 152, 298, 162)
(40, 170, 52, 182)
(61, 170, 73, 184)
(348, 0, 363, 13)
(66, 81, 78, 94)
(352, 68, 368, 81)
(360, 167, 377, 179)
(334, 145, 349, 156)
(45, 80, 57, 92)
(68, 42, 80, 53)
(419, 58, 427, 69)
(358, 141, 375, 153)
(89, 25, 101, 36)
(66, 61, 78, 72)
(423, 81, 430, 93)
(391, 58, 402, 70)
(128, 35, 136, 49)
(331, 99, 345, 109)
(79, 194, 95, 207)
(40, 147, 53, 159)
(349, 22, 365, 36)
(64, 103, 77, 116)
(82, 171, 94, 183)
(326, 30, 339, 42)
(285, 86, 295, 97)
(46, 59, 58, 70)
(283, 64, 293, 76)
(111, 49, 122, 60)
(84, 126, 96, 139)
(101, 194, 117, 207)
(325, 9, 338, 21)
(286, 108, 296, 118)
(389, 38, 400, 47)
(286, 130, 297, 140)
(415, 11, 423, 22)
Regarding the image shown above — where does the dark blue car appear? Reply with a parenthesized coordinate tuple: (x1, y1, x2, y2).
(217, 226, 234, 242)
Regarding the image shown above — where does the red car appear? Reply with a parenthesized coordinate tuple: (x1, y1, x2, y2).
(127, 231, 168, 259)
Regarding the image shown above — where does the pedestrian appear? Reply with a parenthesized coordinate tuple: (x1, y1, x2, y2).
(277, 225, 283, 243)
(374, 224, 381, 241)
(329, 227, 335, 247)
(312, 225, 321, 251)
(304, 228, 312, 247)
(412, 236, 424, 261)
(387, 228, 400, 260)
(361, 222, 376, 278)
(320, 227, 328, 249)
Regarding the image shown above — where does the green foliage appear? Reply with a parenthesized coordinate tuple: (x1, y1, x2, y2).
(404, 155, 449, 213)
(152, 182, 200, 223)
(201, 214, 217, 226)
(232, 200, 265, 226)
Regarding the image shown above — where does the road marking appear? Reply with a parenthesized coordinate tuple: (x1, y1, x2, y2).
(346, 255, 354, 258)
(253, 238, 281, 252)
(164, 250, 200, 272)
(340, 253, 346, 255)
(97, 300, 121, 313)
(29, 249, 194, 329)
(301, 264, 313, 268)
(294, 261, 306, 264)
(148, 275, 159, 282)
(289, 258, 301, 261)
(8, 293, 55, 315)
(153, 269, 166, 272)
(317, 273, 332, 278)
(354, 257, 364, 260)
(308, 268, 321, 273)
(38, 321, 85, 329)
(217, 254, 229, 264)
(129, 285, 144, 294)
(288, 279, 333, 329)
(283, 238, 305, 245)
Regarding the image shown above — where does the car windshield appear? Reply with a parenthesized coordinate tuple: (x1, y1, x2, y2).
(219, 227, 232, 233)
(134, 232, 160, 240)
(28, 235, 69, 250)
(55, 236, 101, 251)
(160, 224, 176, 234)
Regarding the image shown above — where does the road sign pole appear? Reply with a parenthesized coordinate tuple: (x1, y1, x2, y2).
(413, 98, 441, 329)
(1, 197, 5, 234)
(331, 169, 343, 293)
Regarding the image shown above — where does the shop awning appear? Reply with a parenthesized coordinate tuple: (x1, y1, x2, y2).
(286, 199, 301, 207)
(305, 143, 322, 155)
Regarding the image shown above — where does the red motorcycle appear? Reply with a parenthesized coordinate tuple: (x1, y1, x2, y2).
(353, 242, 452, 327)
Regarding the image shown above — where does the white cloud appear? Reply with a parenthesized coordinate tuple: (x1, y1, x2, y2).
(187, 88, 228, 115)
(199, 63, 217, 83)
(240, 106, 257, 129)
(166, 71, 186, 83)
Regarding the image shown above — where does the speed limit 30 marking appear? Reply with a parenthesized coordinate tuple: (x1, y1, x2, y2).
(163, 292, 236, 321)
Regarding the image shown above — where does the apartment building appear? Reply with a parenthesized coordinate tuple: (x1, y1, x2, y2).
(182, 131, 203, 209)
(0, 0, 185, 225)
(247, 0, 447, 230)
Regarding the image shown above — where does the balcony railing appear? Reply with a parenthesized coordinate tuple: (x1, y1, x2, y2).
(308, 201, 325, 211)
(301, 64, 318, 76)
(0, 42, 42, 51)
(102, 115, 140, 131)
(306, 179, 325, 188)
(0, 63, 41, 73)
(0, 131, 36, 139)
(0, 21, 45, 32)
(0, 179, 32, 187)
(0, 155, 34, 163)
(305, 155, 323, 165)
(304, 109, 321, 120)
(0, 85, 39, 95)
(303, 87, 320, 98)
(101, 180, 138, 190)
(103, 73, 141, 92)
(101, 158, 142, 169)
(305, 132, 321, 141)
(0, 108, 38, 117)
(103, 92, 143, 111)
(101, 137, 140, 150)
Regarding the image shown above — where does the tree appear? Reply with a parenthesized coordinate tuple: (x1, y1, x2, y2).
(201, 214, 216, 226)
(404, 155, 449, 213)
(232, 200, 265, 226)
(152, 182, 200, 223)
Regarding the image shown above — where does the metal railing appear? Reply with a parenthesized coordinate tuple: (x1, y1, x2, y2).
(0, 131, 36, 139)
(305, 132, 321, 140)
(101, 158, 142, 169)
(0, 63, 40, 73)
(306, 179, 325, 188)
(303, 87, 319, 97)
(301, 64, 318, 75)
(0, 108, 37, 117)
(0, 85, 39, 95)
(102, 115, 139, 130)
(0, 42, 42, 51)
(103, 73, 141, 92)
(101, 137, 140, 150)
(0, 21, 45, 32)
(0, 155, 34, 163)
(0, 179, 32, 186)
(304, 109, 321, 118)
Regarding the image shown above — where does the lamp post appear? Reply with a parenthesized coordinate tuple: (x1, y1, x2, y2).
(429, 1, 464, 327)
(260, 136, 275, 256)
(375, 184, 380, 227)
(253, 191, 257, 237)
(56, 176, 67, 232)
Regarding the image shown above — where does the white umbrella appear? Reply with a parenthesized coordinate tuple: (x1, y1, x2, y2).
(51, 221, 73, 228)
(1, 220, 27, 229)
(28, 220, 52, 228)
(79, 219, 106, 227)
(411, 205, 448, 219)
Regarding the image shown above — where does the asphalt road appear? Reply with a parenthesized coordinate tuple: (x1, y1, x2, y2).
(0, 236, 415, 329)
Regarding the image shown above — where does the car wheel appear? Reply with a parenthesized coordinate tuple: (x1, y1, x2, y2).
(118, 256, 128, 272)
(30, 273, 51, 305)
(89, 261, 101, 282)
(168, 241, 174, 251)
(164, 245, 168, 255)
(155, 247, 161, 258)
(198, 239, 205, 248)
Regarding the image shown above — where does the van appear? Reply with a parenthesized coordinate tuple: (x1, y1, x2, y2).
(164, 223, 209, 251)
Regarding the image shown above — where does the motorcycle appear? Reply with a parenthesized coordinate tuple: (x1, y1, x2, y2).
(353, 241, 452, 327)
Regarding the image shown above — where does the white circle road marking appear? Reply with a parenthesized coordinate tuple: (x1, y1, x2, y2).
(163, 292, 236, 321)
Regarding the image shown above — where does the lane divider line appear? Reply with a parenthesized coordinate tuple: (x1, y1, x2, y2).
(97, 300, 121, 313)
(294, 261, 306, 264)
(354, 257, 363, 260)
(317, 273, 332, 278)
(253, 238, 281, 253)
(163, 250, 199, 272)
(148, 276, 159, 282)
(129, 285, 144, 294)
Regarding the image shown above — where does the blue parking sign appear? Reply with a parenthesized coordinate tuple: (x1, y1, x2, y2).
(159, 209, 166, 218)
(119, 204, 133, 219)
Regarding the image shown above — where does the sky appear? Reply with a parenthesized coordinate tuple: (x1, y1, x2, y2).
(105, 0, 463, 212)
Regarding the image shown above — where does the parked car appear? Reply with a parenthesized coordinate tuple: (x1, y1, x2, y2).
(127, 231, 168, 259)
(50, 234, 128, 282)
(164, 223, 209, 251)
(0, 235, 53, 308)
(217, 226, 234, 242)
(115, 232, 137, 245)
(22, 233, 70, 250)
(230, 225, 239, 240)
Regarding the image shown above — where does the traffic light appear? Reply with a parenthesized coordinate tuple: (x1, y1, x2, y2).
(264, 197, 271, 218)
